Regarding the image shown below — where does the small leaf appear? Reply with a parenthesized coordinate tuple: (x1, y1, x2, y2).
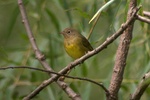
(89, 0, 115, 23)
(74, 8, 90, 19)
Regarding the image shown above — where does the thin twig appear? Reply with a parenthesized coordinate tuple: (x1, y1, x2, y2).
(0, 66, 108, 92)
(0, 66, 51, 73)
(136, 14, 150, 24)
(25, 6, 141, 99)
(130, 71, 150, 100)
(87, 13, 101, 39)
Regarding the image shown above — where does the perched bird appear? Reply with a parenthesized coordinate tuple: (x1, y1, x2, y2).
(61, 28, 93, 59)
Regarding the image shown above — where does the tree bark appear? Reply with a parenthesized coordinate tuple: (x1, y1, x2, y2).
(108, 0, 137, 99)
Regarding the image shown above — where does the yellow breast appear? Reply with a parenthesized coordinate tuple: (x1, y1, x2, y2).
(64, 38, 89, 59)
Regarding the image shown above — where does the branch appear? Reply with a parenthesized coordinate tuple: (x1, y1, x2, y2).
(0, 66, 49, 73)
(130, 71, 150, 100)
(0, 66, 108, 92)
(143, 11, 150, 18)
(25, 5, 140, 99)
(17, 0, 81, 100)
(136, 14, 150, 24)
(108, 0, 139, 99)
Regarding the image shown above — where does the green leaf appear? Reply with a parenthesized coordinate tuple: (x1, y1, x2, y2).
(74, 8, 90, 19)
(45, 8, 60, 34)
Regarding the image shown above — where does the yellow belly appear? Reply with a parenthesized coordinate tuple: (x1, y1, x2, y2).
(64, 42, 89, 59)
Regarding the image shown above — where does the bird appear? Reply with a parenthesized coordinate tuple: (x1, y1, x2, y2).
(61, 28, 93, 59)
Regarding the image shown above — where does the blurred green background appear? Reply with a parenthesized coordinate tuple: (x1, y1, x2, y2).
(0, 0, 150, 100)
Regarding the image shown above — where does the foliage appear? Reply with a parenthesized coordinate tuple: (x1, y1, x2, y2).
(0, 0, 150, 100)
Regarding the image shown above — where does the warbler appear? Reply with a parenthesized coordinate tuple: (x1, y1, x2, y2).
(61, 28, 93, 59)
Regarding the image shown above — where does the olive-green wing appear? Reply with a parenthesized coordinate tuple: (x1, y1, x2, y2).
(81, 36, 93, 51)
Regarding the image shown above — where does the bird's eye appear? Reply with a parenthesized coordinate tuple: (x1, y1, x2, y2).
(67, 30, 71, 34)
